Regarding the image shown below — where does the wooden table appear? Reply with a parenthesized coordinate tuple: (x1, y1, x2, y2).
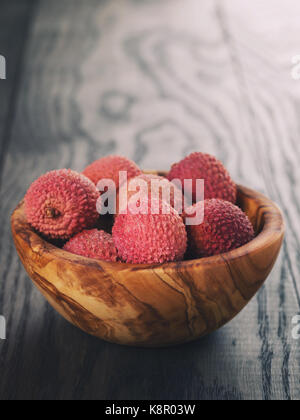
(0, 0, 299, 400)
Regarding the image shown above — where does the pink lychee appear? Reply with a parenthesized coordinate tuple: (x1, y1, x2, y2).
(167, 152, 237, 204)
(63, 229, 118, 262)
(82, 155, 142, 189)
(25, 169, 100, 240)
(112, 198, 187, 264)
(185, 199, 255, 258)
(117, 173, 184, 215)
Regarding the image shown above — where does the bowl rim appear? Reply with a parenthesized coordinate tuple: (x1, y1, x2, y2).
(11, 183, 285, 273)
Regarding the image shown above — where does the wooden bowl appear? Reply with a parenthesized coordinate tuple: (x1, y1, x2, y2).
(11, 181, 285, 347)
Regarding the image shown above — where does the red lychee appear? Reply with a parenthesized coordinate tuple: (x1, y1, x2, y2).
(185, 199, 255, 258)
(167, 152, 237, 204)
(112, 198, 187, 264)
(82, 155, 142, 188)
(25, 169, 100, 240)
(63, 229, 118, 262)
(116, 173, 184, 215)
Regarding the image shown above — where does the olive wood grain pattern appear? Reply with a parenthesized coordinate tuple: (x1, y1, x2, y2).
(11, 183, 284, 347)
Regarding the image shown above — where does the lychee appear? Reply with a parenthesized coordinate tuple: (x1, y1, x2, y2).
(117, 173, 184, 215)
(63, 229, 118, 262)
(25, 169, 100, 240)
(167, 152, 237, 204)
(112, 198, 187, 264)
(82, 155, 142, 188)
(185, 199, 255, 258)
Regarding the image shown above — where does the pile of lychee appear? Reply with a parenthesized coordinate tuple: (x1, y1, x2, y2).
(24, 153, 255, 264)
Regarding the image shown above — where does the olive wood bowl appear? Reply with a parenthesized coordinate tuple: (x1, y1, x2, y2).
(11, 176, 285, 347)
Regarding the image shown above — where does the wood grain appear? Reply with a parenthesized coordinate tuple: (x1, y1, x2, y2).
(11, 184, 284, 347)
(0, 0, 299, 400)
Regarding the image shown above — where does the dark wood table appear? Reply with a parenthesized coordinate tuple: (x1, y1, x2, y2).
(0, 0, 299, 400)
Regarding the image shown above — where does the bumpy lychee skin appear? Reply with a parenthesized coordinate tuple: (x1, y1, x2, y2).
(82, 155, 142, 188)
(117, 173, 184, 215)
(63, 229, 118, 262)
(167, 152, 237, 204)
(185, 199, 255, 258)
(25, 169, 100, 240)
(112, 199, 187, 264)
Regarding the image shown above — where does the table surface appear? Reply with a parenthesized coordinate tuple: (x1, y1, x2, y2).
(0, 0, 300, 401)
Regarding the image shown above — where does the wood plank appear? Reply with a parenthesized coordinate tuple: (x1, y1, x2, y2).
(0, 0, 37, 181)
(218, 0, 300, 399)
(0, 0, 299, 400)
